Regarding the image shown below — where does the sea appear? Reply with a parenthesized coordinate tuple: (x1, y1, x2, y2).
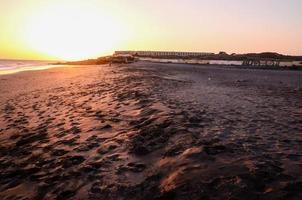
(0, 59, 57, 75)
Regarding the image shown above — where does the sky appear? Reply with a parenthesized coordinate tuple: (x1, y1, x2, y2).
(0, 0, 301, 60)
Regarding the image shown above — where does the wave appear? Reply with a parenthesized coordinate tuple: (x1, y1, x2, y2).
(0, 59, 57, 75)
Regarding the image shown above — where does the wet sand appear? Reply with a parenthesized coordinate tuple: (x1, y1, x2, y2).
(0, 62, 301, 199)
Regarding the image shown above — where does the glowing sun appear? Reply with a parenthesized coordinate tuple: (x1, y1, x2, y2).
(24, 2, 129, 60)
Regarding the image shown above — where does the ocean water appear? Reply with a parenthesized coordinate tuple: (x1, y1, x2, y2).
(0, 59, 56, 75)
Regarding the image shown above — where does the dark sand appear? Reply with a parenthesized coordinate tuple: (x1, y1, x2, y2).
(0, 62, 301, 200)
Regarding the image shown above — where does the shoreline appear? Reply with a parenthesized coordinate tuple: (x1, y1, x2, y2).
(0, 64, 76, 76)
(2, 57, 302, 76)
(2, 61, 302, 77)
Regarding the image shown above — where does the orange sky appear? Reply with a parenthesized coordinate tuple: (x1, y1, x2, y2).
(0, 0, 301, 60)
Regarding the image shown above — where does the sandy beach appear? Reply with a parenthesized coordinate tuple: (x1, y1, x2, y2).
(0, 62, 301, 199)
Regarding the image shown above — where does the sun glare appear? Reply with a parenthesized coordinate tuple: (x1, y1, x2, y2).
(23, 2, 129, 60)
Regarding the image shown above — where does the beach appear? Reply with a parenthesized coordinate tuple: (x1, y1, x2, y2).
(0, 62, 301, 199)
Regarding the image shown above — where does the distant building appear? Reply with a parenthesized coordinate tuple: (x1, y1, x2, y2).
(114, 51, 214, 57)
